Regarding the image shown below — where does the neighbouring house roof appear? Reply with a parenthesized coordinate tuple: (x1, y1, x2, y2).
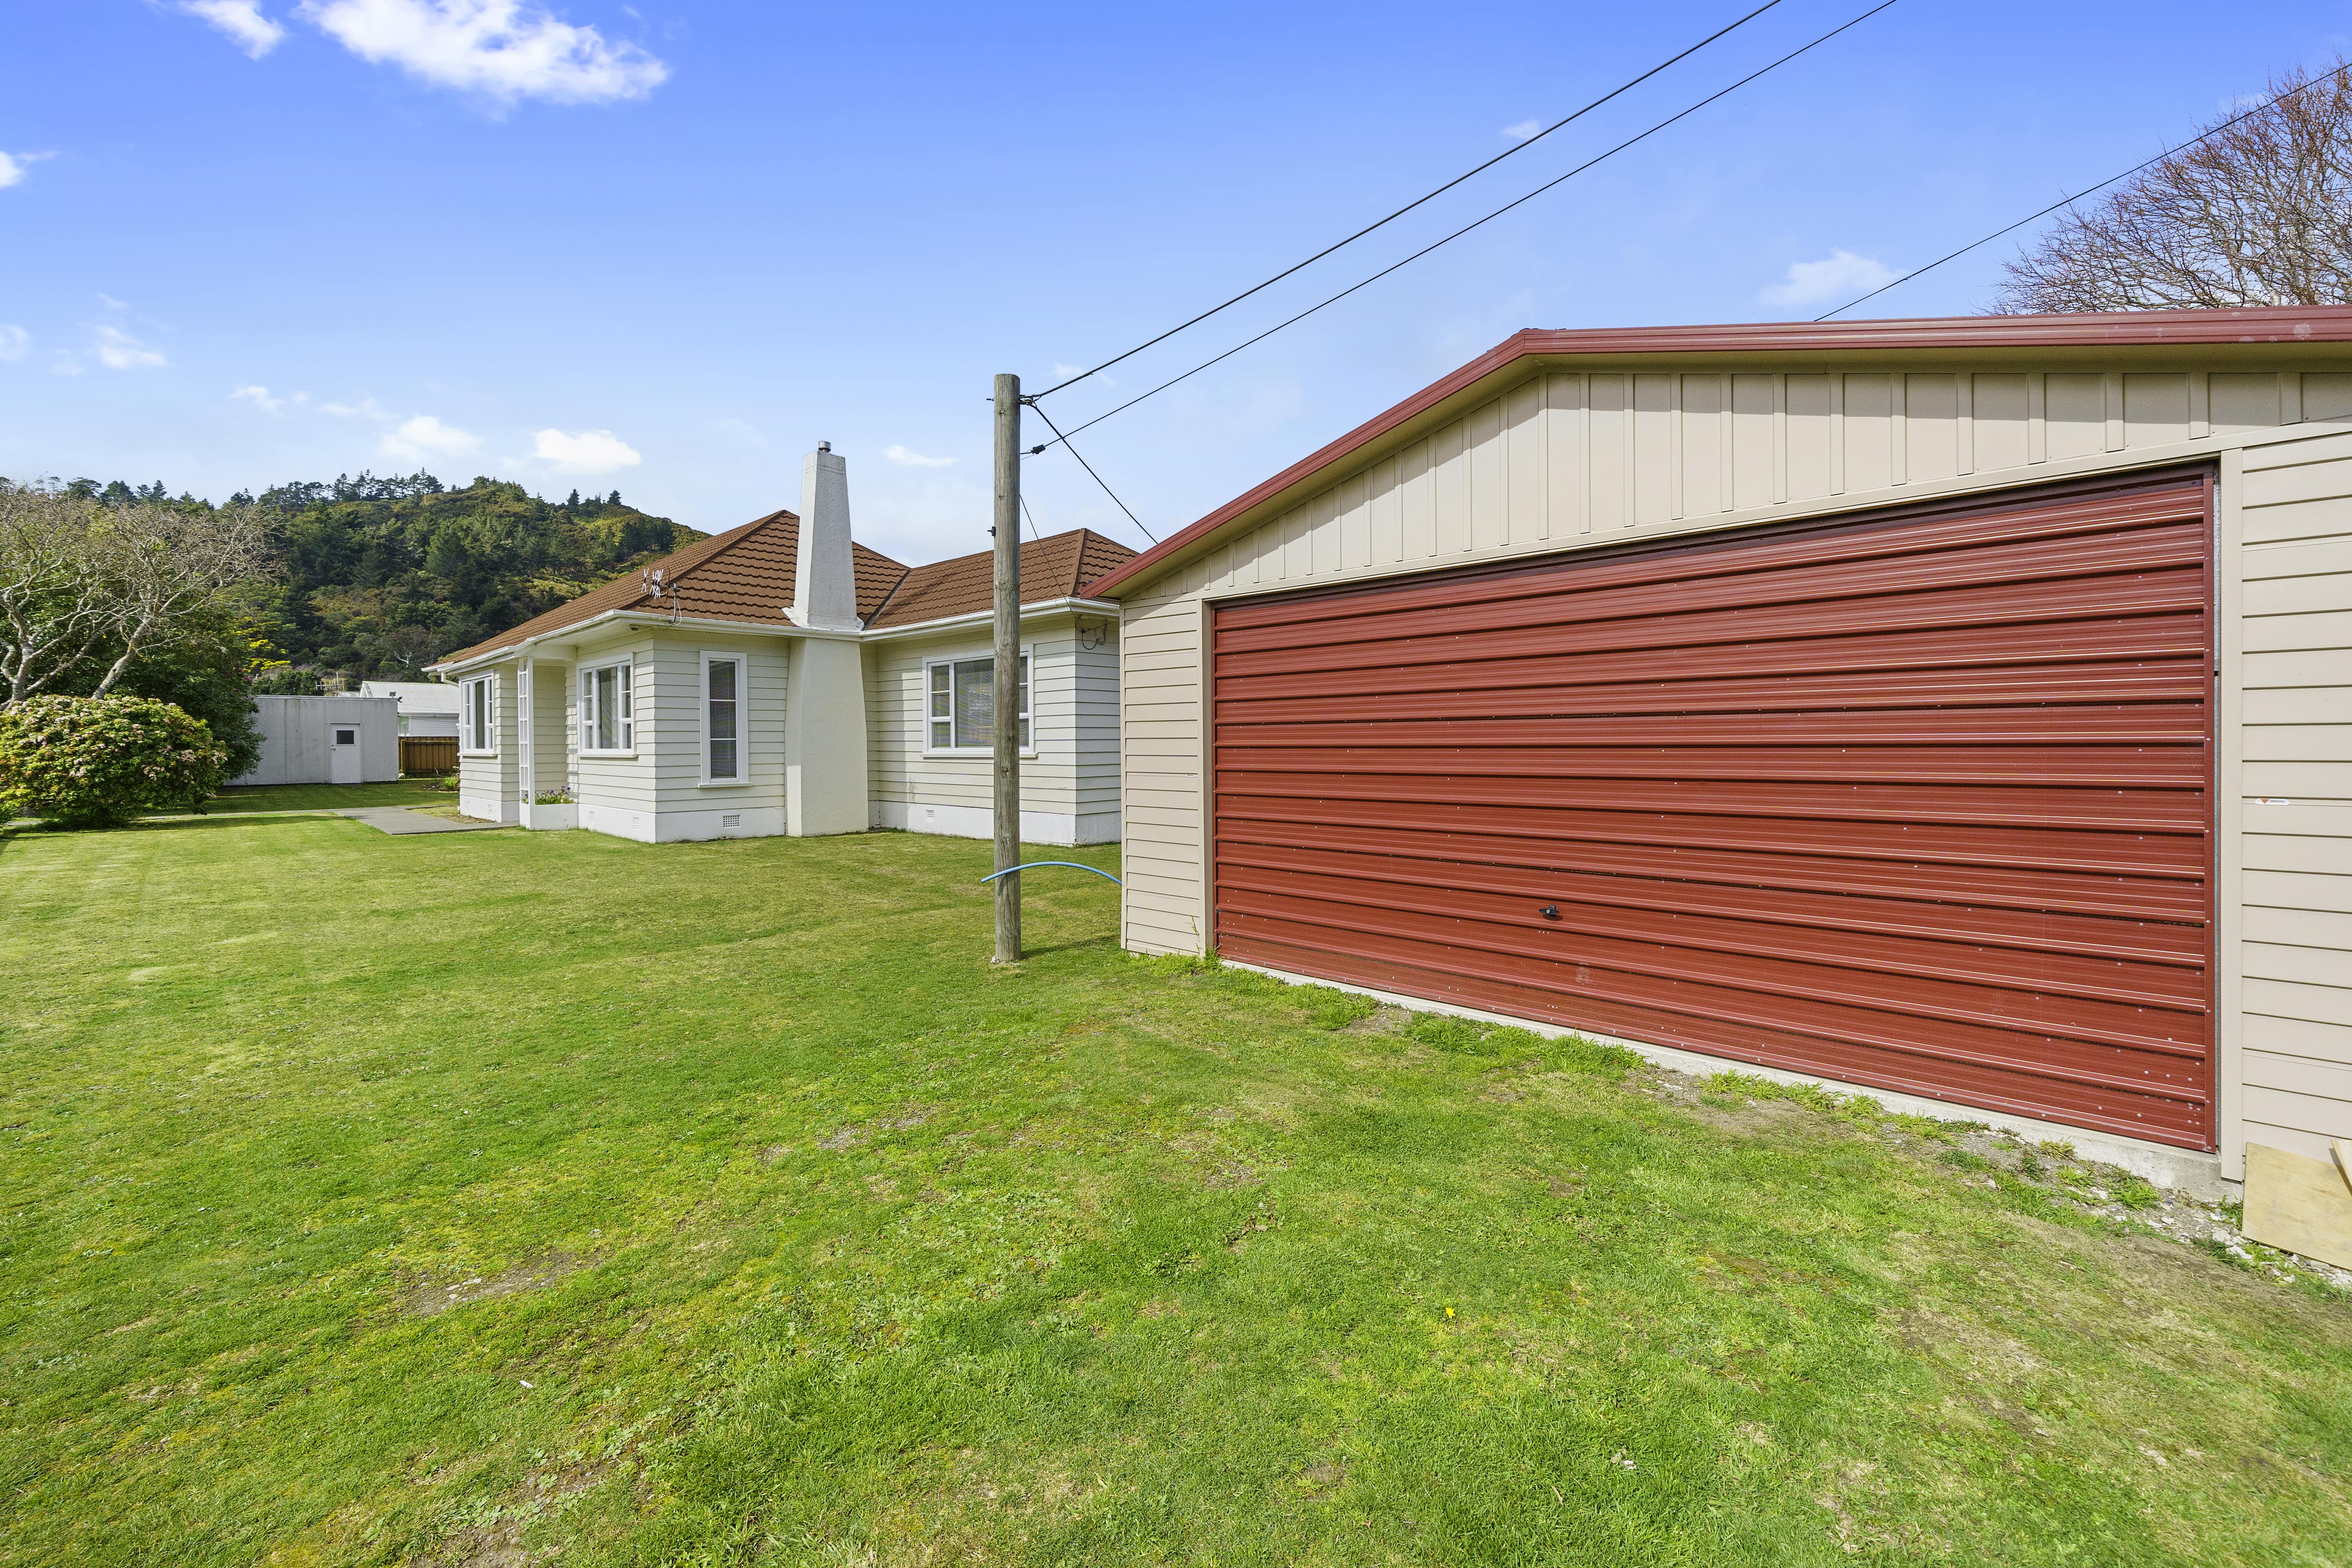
(1084, 304, 2352, 600)
(358, 680, 461, 713)
(436, 508, 1134, 668)
(861, 527, 1134, 629)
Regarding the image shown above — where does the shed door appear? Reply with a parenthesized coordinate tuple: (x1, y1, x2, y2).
(1210, 469, 2215, 1149)
(330, 724, 362, 785)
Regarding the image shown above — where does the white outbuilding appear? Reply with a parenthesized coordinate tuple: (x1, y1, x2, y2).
(359, 680, 462, 737)
(234, 695, 401, 786)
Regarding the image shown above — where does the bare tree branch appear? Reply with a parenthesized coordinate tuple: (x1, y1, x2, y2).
(87, 502, 271, 697)
(0, 484, 113, 708)
(1996, 59, 2352, 313)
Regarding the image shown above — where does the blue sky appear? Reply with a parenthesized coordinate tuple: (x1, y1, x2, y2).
(4, 1, 2348, 566)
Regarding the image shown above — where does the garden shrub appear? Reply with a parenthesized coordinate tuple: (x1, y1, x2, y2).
(0, 694, 227, 829)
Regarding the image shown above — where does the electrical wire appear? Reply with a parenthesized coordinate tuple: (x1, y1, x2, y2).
(1028, 401, 1158, 544)
(1814, 69, 2343, 320)
(1031, 0, 1904, 454)
(1030, 0, 1790, 401)
(1018, 492, 1042, 541)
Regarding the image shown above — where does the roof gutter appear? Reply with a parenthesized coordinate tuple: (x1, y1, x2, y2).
(427, 597, 1120, 673)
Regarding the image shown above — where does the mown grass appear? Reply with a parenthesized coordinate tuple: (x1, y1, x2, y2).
(2, 818, 2347, 1566)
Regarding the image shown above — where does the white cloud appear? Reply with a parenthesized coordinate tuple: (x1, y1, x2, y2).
(232, 384, 306, 415)
(297, 0, 670, 105)
(530, 427, 641, 473)
(883, 444, 953, 468)
(0, 326, 27, 361)
(95, 325, 167, 370)
(1049, 361, 1112, 387)
(714, 417, 768, 449)
(0, 151, 56, 189)
(1502, 118, 1544, 141)
(53, 354, 86, 376)
(383, 414, 481, 459)
(1761, 249, 1897, 309)
(179, 0, 288, 56)
(323, 395, 395, 420)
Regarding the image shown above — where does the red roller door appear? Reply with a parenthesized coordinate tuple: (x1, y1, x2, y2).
(1210, 469, 2216, 1150)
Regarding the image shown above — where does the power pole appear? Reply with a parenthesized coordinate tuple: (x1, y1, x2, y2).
(992, 372, 1022, 963)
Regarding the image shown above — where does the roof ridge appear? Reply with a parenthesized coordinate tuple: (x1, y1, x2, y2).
(859, 555, 915, 626)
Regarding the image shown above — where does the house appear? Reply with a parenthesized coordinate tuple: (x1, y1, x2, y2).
(234, 695, 400, 785)
(428, 443, 1134, 846)
(359, 680, 461, 737)
(1087, 304, 2352, 1238)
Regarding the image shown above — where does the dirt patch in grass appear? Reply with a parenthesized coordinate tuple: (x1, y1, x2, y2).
(404, 1252, 590, 1318)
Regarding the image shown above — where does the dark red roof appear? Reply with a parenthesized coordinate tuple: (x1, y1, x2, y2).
(1085, 304, 2352, 599)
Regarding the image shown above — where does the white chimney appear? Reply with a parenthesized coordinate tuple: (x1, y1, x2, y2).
(790, 441, 860, 631)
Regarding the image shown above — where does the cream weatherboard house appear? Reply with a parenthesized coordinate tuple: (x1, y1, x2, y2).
(430, 444, 1132, 846)
(1088, 305, 2352, 1259)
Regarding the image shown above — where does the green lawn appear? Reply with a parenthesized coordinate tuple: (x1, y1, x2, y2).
(162, 779, 458, 816)
(2, 818, 2347, 1566)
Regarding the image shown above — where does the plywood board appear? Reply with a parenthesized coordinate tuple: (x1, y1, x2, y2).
(2242, 1140, 2352, 1269)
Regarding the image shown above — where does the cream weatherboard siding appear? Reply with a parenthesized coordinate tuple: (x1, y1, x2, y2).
(1116, 360, 2352, 1177)
(564, 629, 789, 841)
(456, 665, 517, 824)
(865, 613, 1121, 845)
(2232, 428, 2352, 1171)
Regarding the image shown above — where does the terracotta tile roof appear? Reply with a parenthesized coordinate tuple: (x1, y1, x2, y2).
(437, 512, 1134, 666)
(863, 528, 1136, 629)
(438, 509, 910, 666)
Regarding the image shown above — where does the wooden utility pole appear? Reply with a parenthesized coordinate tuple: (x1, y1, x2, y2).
(991, 372, 1022, 963)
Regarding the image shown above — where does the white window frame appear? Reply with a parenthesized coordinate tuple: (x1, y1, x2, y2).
(579, 657, 637, 757)
(699, 650, 748, 786)
(922, 645, 1034, 758)
(459, 673, 496, 755)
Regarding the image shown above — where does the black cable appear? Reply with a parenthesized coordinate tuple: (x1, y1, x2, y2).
(1017, 492, 1042, 541)
(1815, 68, 2342, 320)
(1034, 0, 1903, 454)
(1029, 0, 1790, 401)
(1028, 401, 1158, 544)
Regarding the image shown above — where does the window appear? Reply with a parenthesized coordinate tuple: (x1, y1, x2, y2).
(702, 653, 742, 782)
(334, 728, 357, 746)
(460, 674, 495, 754)
(580, 659, 634, 753)
(926, 652, 1029, 751)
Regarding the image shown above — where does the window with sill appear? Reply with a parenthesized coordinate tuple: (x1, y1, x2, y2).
(580, 659, 634, 753)
(460, 673, 495, 754)
(703, 653, 742, 782)
(927, 653, 1027, 751)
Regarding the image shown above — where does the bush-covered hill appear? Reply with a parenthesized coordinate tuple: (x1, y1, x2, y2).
(240, 472, 703, 681)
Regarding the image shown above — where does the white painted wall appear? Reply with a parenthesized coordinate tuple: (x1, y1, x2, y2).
(235, 696, 399, 786)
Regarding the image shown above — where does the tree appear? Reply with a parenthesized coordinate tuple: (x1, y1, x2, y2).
(0, 482, 271, 708)
(1995, 59, 2352, 314)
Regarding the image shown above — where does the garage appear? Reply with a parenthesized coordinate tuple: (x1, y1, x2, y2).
(1209, 468, 2216, 1149)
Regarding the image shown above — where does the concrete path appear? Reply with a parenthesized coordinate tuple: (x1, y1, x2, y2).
(336, 807, 508, 835)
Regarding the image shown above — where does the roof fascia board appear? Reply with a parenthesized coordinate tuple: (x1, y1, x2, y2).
(862, 597, 1116, 642)
(429, 599, 1119, 673)
(1088, 306, 2352, 599)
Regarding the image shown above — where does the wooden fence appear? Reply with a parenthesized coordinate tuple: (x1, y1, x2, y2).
(400, 736, 458, 776)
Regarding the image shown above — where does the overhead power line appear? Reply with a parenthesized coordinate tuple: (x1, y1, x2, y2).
(1027, 401, 1158, 544)
(1815, 68, 2343, 320)
(1031, 0, 1904, 456)
(1029, 0, 1790, 401)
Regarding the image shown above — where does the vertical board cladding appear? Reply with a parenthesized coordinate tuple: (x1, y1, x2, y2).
(1206, 470, 2218, 1150)
(2236, 428, 2352, 1163)
(1119, 367, 2329, 962)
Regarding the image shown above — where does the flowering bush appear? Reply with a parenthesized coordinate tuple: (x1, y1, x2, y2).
(0, 695, 229, 829)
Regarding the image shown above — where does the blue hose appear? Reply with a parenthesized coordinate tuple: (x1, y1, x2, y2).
(979, 860, 1124, 887)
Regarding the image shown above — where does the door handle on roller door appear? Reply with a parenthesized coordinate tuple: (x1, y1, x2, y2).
(1538, 905, 1561, 920)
